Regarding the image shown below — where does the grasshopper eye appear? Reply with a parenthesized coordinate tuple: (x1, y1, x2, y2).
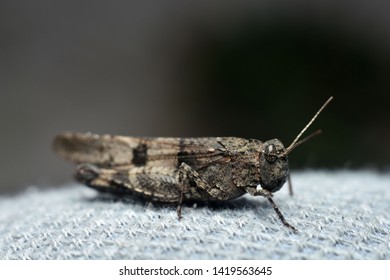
(264, 144, 277, 163)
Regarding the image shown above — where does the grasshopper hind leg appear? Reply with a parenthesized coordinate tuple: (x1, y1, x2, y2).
(75, 163, 133, 195)
(75, 163, 186, 206)
(75, 163, 222, 220)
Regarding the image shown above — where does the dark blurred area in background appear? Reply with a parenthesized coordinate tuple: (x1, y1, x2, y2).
(1, 1, 389, 193)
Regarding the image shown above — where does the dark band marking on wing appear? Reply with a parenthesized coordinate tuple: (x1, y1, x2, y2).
(53, 132, 230, 168)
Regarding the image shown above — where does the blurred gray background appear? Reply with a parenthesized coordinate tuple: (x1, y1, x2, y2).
(1, 0, 389, 194)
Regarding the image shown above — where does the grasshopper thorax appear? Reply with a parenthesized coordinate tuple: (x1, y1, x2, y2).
(259, 139, 289, 193)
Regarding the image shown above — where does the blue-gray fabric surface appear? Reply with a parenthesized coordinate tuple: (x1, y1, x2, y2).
(0, 170, 389, 259)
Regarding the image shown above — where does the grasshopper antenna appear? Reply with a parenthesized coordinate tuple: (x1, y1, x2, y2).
(283, 96, 333, 197)
(284, 96, 333, 155)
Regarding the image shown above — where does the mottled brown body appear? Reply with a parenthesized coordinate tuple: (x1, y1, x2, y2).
(53, 97, 333, 232)
(53, 134, 288, 203)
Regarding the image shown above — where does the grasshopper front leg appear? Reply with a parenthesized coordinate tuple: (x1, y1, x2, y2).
(246, 186, 297, 232)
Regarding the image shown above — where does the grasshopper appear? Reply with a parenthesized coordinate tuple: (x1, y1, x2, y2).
(53, 97, 333, 231)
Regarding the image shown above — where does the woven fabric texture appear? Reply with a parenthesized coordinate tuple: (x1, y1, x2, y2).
(0, 170, 389, 259)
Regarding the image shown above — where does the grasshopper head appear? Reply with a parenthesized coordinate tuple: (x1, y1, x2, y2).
(259, 97, 333, 194)
(259, 139, 289, 193)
